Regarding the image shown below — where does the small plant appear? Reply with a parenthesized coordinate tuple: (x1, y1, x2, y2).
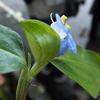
(0, 14, 100, 100)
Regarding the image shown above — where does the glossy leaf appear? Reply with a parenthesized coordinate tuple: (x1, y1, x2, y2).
(20, 20, 60, 65)
(51, 46, 100, 98)
(0, 25, 26, 73)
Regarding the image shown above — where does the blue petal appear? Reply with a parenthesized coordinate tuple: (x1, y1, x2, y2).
(59, 37, 69, 55)
(56, 14, 69, 33)
(59, 33, 77, 55)
(67, 33, 77, 54)
(56, 14, 64, 28)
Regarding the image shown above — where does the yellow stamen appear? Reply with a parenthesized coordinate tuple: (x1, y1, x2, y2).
(61, 15, 68, 23)
(61, 15, 71, 29)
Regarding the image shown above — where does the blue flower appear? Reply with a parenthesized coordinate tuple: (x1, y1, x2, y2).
(50, 14, 77, 55)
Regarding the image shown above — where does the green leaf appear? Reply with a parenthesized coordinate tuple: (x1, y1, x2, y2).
(0, 25, 26, 73)
(20, 20, 60, 65)
(51, 46, 100, 98)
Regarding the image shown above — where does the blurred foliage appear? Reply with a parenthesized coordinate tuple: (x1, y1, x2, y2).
(0, 25, 26, 73)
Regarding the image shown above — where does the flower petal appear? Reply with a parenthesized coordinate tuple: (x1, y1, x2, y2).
(50, 14, 77, 55)
(67, 33, 77, 54)
(51, 22, 67, 40)
(56, 14, 69, 33)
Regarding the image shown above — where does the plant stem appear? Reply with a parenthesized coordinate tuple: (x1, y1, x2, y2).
(30, 62, 45, 76)
(16, 62, 45, 100)
(16, 68, 30, 100)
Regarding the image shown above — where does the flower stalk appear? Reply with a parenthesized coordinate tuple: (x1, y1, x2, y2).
(16, 68, 30, 100)
(16, 62, 46, 100)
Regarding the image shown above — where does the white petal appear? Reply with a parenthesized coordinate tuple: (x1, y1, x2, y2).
(51, 22, 67, 40)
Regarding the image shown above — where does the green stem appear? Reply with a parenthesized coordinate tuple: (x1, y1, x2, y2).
(30, 62, 45, 76)
(16, 62, 45, 100)
(16, 68, 30, 100)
